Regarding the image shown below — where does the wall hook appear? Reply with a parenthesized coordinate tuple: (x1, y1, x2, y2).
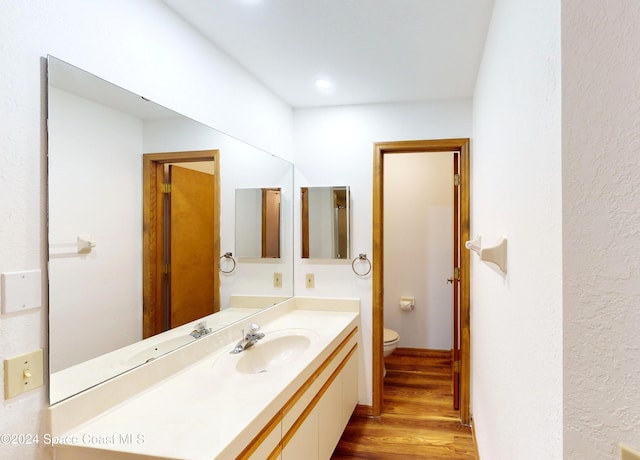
(77, 236, 96, 254)
(465, 235, 481, 255)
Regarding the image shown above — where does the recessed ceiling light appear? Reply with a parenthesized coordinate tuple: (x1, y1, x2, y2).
(315, 79, 332, 90)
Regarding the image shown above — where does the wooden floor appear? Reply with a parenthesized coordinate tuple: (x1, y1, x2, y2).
(332, 348, 476, 459)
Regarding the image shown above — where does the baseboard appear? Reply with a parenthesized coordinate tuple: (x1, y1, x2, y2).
(471, 417, 481, 459)
(394, 347, 452, 358)
(353, 404, 374, 418)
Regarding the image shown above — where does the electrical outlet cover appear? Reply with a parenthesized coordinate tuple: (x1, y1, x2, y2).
(1, 270, 42, 314)
(306, 273, 315, 288)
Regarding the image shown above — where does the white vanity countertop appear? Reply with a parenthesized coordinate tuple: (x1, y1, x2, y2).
(54, 308, 359, 460)
(50, 307, 263, 404)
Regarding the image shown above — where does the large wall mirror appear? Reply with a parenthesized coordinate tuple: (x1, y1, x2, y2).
(47, 56, 293, 403)
(301, 186, 351, 259)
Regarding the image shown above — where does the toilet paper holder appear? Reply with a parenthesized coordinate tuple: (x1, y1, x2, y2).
(400, 296, 415, 311)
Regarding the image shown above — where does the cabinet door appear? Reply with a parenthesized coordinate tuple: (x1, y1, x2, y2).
(282, 405, 319, 460)
(341, 352, 359, 426)
(248, 423, 282, 460)
(318, 372, 344, 459)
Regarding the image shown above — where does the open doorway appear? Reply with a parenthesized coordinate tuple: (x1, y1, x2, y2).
(142, 150, 220, 338)
(372, 139, 470, 424)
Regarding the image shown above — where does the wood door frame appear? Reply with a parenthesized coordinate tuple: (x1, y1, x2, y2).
(372, 139, 470, 424)
(142, 150, 220, 338)
(301, 187, 310, 258)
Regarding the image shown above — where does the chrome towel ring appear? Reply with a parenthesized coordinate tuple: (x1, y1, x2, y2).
(218, 252, 237, 274)
(352, 253, 372, 277)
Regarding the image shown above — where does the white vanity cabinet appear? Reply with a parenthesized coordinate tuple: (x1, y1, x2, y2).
(318, 349, 358, 459)
(241, 326, 359, 460)
(284, 349, 357, 460)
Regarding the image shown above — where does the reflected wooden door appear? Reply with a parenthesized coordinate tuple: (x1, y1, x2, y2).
(333, 188, 348, 259)
(169, 165, 217, 328)
(301, 187, 309, 258)
(261, 188, 281, 258)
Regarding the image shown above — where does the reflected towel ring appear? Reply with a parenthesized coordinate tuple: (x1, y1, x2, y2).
(352, 253, 372, 277)
(218, 252, 237, 274)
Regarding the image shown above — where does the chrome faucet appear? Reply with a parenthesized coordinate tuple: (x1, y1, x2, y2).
(190, 321, 212, 339)
(230, 324, 264, 354)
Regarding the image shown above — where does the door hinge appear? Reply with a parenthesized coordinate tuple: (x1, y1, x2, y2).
(454, 267, 460, 281)
(162, 263, 170, 274)
(162, 183, 172, 194)
(453, 360, 460, 373)
(453, 174, 460, 186)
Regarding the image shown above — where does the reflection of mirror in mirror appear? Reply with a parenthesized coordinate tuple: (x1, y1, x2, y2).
(47, 56, 293, 404)
(301, 186, 351, 259)
(235, 188, 282, 258)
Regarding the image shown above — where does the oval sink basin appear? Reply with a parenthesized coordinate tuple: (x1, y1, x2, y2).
(235, 331, 314, 375)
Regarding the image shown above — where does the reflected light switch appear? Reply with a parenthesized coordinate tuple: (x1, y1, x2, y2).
(1, 270, 42, 314)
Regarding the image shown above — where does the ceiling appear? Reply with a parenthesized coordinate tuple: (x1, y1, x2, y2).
(162, 0, 495, 108)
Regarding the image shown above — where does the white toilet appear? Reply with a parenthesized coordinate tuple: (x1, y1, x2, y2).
(383, 328, 400, 358)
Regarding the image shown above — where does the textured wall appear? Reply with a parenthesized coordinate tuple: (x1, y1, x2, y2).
(562, 1, 640, 458)
(471, 0, 563, 458)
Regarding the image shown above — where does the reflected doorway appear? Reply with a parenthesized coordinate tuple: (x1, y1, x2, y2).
(142, 150, 220, 338)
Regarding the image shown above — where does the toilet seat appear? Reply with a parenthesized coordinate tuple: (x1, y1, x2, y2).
(383, 328, 399, 345)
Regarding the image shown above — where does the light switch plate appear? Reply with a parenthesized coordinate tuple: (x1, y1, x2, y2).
(1, 270, 42, 314)
(306, 273, 315, 288)
(4, 349, 44, 399)
(273, 272, 283, 288)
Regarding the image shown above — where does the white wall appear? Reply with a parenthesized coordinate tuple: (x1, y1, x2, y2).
(562, 1, 640, 458)
(0, 1, 292, 459)
(471, 0, 562, 459)
(235, 189, 263, 258)
(384, 152, 453, 350)
(294, 99, 472, 405)
(48, 88, 143, 372)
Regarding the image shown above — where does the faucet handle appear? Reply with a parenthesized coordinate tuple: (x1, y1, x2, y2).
(248, 323, 261, 333)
